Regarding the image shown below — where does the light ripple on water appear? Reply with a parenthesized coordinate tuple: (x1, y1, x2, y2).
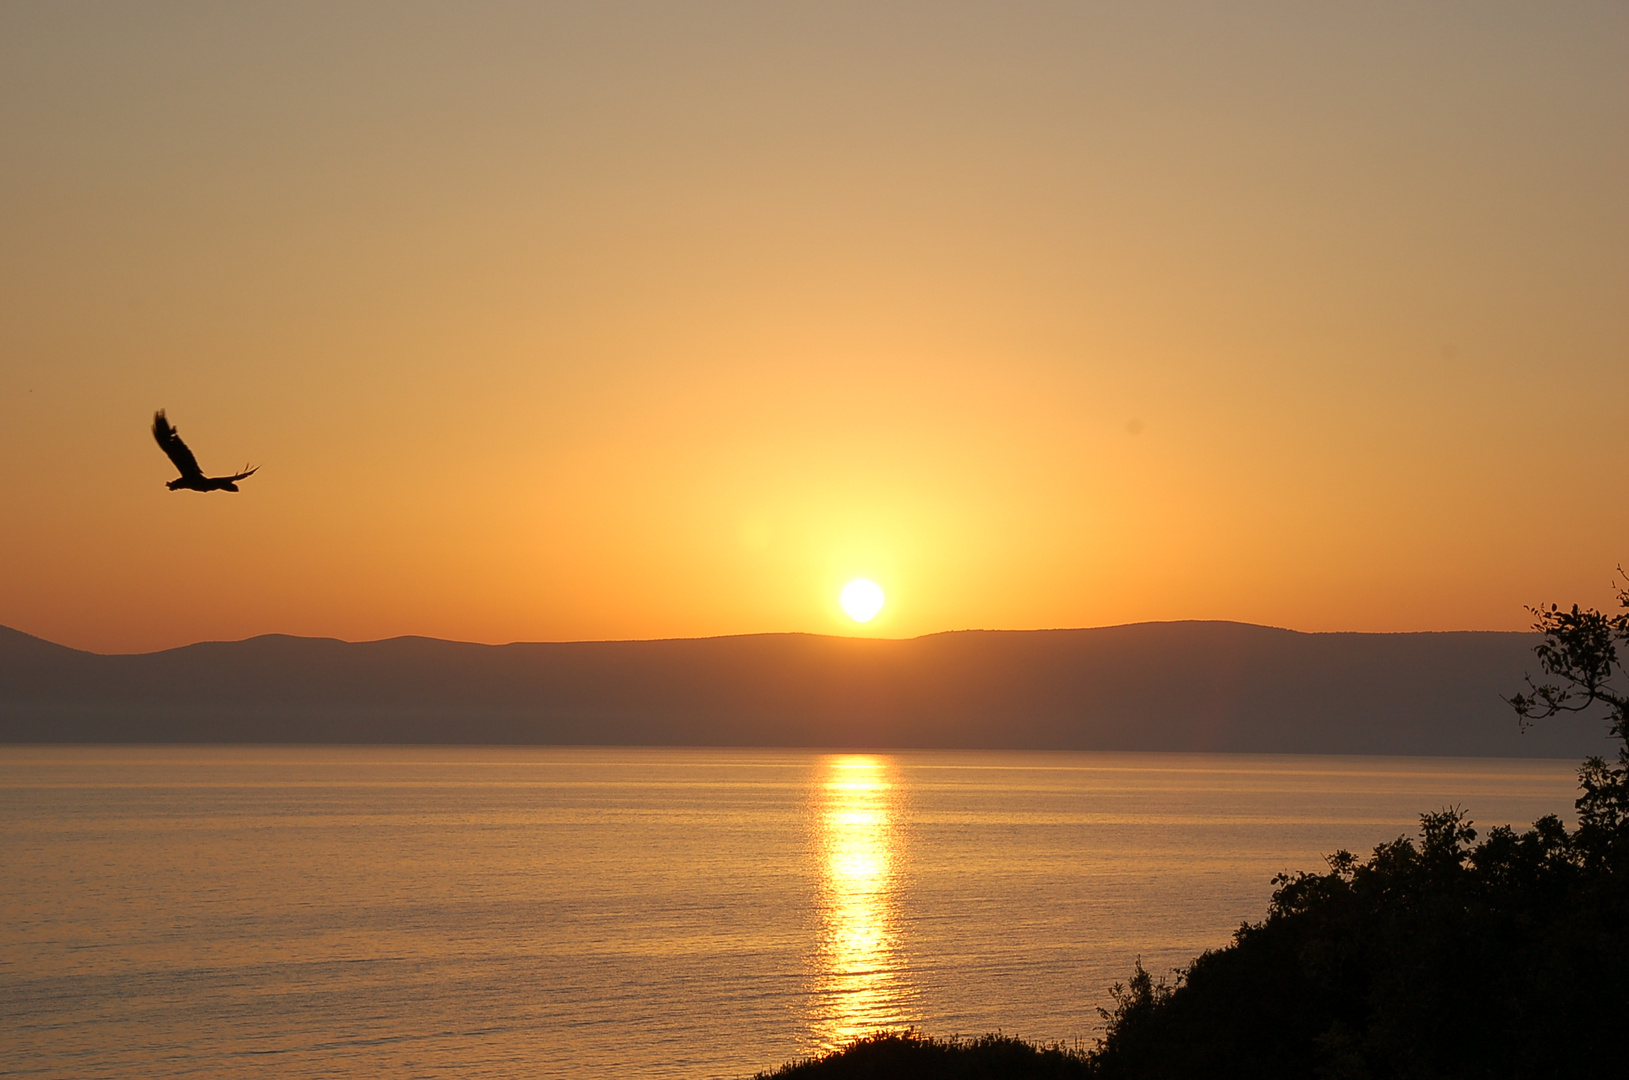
(0, 745, 1577, 1078)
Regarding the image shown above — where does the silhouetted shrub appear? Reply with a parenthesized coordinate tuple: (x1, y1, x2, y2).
(1084, 574, 1629, 1079)
(756, 1030, 1090, 1079)
(1084, 803, 1626, 1079)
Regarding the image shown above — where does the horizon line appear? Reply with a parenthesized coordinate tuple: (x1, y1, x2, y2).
(3, 618, 1535, 658)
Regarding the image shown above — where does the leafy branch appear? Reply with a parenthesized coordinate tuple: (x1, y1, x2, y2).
(1505, 568, 1629, 744)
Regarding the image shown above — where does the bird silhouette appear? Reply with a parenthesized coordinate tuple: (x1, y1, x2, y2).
(151, 410, 258, 492)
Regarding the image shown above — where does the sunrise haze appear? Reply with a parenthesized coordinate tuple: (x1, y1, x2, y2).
(3, 2, 1624, 653)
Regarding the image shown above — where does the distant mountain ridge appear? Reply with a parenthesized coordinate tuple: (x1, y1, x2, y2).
(0, 621, 1609, 757)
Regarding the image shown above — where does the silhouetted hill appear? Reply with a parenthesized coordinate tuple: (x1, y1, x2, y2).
(0, 621, 1606, 755)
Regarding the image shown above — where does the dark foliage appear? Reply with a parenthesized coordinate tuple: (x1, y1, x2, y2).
(1083, 574, 1629, 1079)
(756, 1031, 1090, 1079)
(1508, 571, 1629, 859)
(1084, 807, 1626, 1078)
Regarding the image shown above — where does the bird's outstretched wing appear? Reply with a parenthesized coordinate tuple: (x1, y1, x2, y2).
(222, 465, 259, 483)
(152, 410, 204, 480)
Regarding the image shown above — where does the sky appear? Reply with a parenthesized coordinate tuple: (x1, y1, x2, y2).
(2, 2, 1625, 654)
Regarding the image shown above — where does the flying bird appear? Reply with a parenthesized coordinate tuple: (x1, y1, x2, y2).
(151, 410, 258, 492)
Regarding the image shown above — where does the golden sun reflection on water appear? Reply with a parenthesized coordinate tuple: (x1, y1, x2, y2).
(810, 754, 916, 1049)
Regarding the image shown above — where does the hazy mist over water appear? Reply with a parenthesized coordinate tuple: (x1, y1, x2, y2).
(1, 746, 1577, 1078)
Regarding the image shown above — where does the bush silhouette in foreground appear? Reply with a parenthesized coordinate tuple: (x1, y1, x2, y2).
(773, 576, 1629, 1079)
(1084, 573, 1629, 1078)
(756, 1031, 1089, 1079)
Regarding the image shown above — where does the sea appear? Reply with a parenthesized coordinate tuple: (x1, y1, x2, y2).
(0, 746, 1579, 1079)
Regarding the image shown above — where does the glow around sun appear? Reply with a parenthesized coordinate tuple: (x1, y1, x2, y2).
(839, 579, 886, 623)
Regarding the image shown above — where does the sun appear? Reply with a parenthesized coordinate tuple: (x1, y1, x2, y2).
(839, 579, 885, 623)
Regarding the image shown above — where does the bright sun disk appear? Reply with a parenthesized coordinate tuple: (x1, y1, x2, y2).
(840, 579, 885, 623)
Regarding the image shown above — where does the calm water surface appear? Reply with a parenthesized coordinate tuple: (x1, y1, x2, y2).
(1, 746, 1577, 1078)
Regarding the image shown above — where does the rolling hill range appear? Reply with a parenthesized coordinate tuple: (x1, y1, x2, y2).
(0, 621, 1609, 757)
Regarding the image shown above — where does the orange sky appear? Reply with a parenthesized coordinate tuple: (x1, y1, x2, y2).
(2, 3, 1626, 654)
